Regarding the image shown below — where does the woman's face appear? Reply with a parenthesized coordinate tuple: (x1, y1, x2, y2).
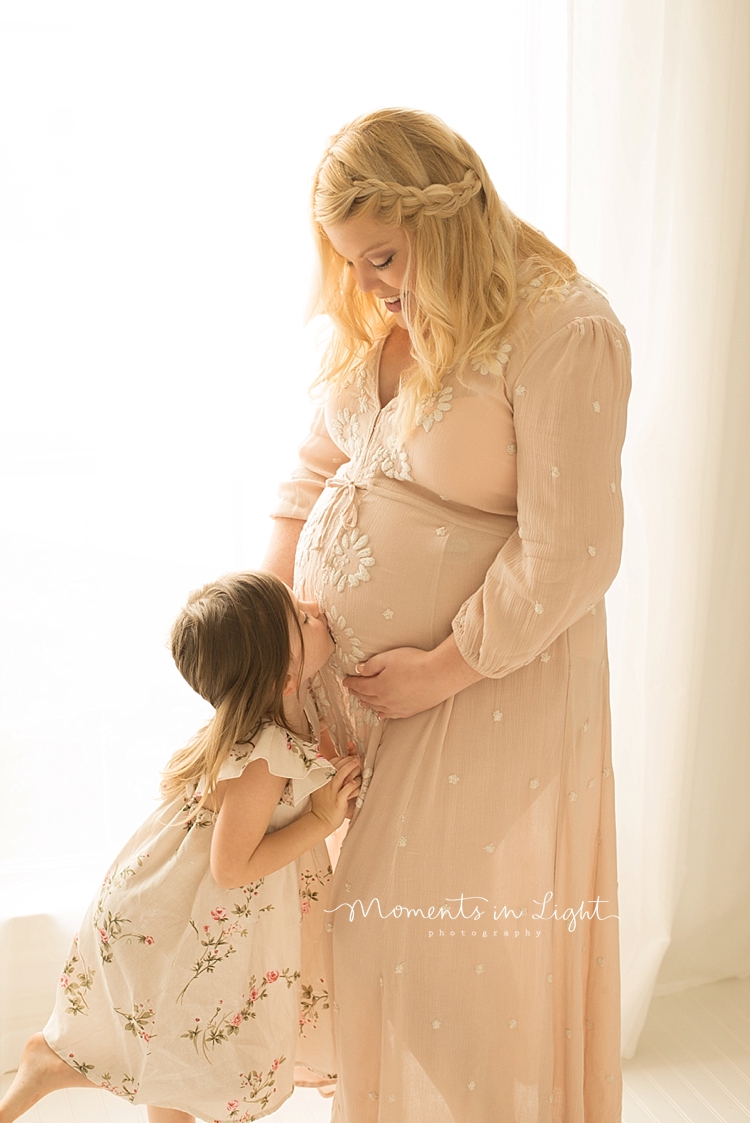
(322, 215, 410, 328)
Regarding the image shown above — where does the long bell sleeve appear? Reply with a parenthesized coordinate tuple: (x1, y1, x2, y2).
(452, 315, 631, 678)
(272, 406, 348, 522)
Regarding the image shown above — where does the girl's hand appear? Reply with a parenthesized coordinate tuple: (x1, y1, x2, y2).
(311, 756, 362, 833)
(343, 637, 484, 720)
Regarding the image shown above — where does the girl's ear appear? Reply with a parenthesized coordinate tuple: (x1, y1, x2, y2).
(282, 668, 297, 697)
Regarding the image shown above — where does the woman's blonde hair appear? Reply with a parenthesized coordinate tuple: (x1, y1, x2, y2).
(161, 571, 302, 807)
(311, 107, 577, 428)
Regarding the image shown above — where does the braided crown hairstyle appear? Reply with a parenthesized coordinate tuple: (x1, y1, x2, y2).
(311, 108, 577, 428)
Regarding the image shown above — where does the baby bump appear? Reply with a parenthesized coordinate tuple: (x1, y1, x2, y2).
(296, 477, 515, 671)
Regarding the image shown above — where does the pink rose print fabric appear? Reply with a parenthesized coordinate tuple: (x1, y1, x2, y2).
(44, 708, 337, 1120)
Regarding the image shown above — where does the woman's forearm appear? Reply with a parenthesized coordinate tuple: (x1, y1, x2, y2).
(262, 517, 305, 587)
(426, 633, 485, 695)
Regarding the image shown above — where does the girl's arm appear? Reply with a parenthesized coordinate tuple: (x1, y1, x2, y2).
(210, 755, 361, 890)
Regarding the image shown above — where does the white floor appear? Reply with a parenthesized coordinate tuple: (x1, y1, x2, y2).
(3, 976, 750, 1122)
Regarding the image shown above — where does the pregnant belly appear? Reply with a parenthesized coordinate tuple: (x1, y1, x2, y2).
(296, 477, 516, 673)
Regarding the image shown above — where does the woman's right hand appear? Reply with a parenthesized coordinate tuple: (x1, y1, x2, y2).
(311, 755, 362, 833)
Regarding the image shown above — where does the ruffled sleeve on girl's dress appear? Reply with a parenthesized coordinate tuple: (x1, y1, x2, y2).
(217, 723, 337, 806)
(452, 315, 631, 678)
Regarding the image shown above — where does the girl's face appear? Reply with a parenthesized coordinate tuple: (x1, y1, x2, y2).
(285, 591, 335, 687)
(323, 214, 411, 328)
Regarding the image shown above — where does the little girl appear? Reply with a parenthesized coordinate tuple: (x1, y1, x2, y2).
(0, 571, 360, 1123)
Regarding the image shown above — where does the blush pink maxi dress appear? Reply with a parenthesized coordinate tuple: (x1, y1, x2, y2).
(274, 277, 631, 1123)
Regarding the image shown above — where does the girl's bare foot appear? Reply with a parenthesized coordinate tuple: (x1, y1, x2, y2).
(0, 1033, 97, 1122)
(146, 1109, 195, 1122)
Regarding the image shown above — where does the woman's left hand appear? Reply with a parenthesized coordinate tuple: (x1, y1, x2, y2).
(343, 637, 484, 720)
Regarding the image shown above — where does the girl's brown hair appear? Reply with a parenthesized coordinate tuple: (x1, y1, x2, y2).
(160, 571, 302, 807)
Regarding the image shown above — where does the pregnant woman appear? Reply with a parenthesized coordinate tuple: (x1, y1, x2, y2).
(264, 108, 630, 1123)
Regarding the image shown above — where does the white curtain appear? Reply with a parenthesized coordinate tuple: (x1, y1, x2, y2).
(568, 0, 750, 1057)
(0, 0, 569, 1076)
(2, 0, 749, 1081)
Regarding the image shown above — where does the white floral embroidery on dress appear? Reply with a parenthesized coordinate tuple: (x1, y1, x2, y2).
(610, 481, 616, 493)
(415, 385, 453, 432)
(468, 1082, 476, 1091)
(507, 444, 517, 456)
(395, 963, 404, 974)
(327, 606, 365, 670)
(605, 1074, 615, 1083)
(398, 837, 407, 848)
(341, 361, 374, 415)
(389, 1094, 397, 1103)
(383, 608, 394, 619)
(508, 1019, 518, 1029)
(330, 408, 364, 459)
(516, 385, 527, 397)
(493, 710, 503, 722)
(538, 282, 573, 304)
(472, 341, 512, 377)
(534, 603, 544, 614)
(448, 774, 460, 785)
(483, 844, 496, 853)
(547, 974, 553, 983)
(328, 527, 375, 591)
(540, 651, 551, 663)
(355, 366, 375, 415)
(474, 964, 484, 974)
(568, 791, 578, 801)
(592, 400, 601, 413)
(432, 1020, 442, 1029)
(436, 526, 448, 537)
(588, 545, 597, 556)
(587, 779, 596, 788)
(367, 439, 413, 481)
(597, 957, 605, 966)
(551, 466, 560, 478)
(566, 1029, 573, 1039)
(529, 778, 540, 789)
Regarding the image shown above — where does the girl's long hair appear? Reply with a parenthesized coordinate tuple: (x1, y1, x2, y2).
(161, 571, 302, 807)
(310, 107, 578, 431)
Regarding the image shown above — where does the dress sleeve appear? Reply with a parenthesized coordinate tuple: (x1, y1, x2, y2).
(217, 724, 337, 806)
(272, 405, 349, 521)
(452, 315, 631, 678)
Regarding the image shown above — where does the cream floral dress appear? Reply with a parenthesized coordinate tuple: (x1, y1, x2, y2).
(275, 277, 631, 1122)
(44, 709, 337, 1122)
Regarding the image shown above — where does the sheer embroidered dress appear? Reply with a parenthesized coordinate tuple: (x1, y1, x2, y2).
(275, 278, 631, 1123)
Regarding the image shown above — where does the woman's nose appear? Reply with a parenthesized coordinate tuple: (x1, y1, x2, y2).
(352, 263, 377, 294)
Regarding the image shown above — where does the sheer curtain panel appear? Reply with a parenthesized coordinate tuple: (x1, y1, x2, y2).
(569, 0, 750, 1057)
